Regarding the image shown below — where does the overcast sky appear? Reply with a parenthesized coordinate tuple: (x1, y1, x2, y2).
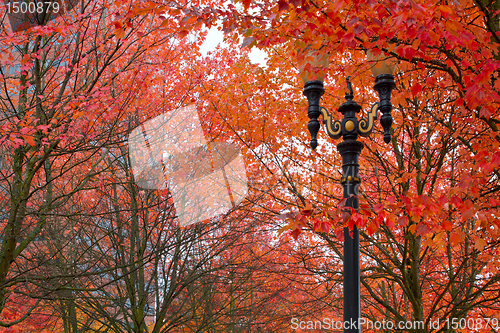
(199, 27, 268, 67)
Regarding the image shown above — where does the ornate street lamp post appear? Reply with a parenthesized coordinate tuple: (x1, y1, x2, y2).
(301, 50, 396, 332)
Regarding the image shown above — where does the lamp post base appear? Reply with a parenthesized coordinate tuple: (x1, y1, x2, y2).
(343, 225, 360, 333)
(338, 139, 363, 333)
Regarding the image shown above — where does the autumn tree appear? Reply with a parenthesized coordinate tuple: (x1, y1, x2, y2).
(200, 0, 500, 331)
(121, 0, 500, 331)
(4, 0, 500, 331)
(0, 0, 207, 328)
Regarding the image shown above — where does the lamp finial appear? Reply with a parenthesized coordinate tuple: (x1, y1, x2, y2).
(346, 76, 354, 100)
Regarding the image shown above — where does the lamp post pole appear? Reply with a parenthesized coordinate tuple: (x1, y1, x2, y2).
(303, 75, 395, 333)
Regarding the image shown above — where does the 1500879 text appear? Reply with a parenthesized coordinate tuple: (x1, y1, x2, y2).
(5, 1, 60, 14)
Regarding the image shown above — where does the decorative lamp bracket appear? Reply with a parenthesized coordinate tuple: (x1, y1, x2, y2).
(358, 103, 378, 137)
(304, 75, 396, 149)
(320, 106, 342, 140)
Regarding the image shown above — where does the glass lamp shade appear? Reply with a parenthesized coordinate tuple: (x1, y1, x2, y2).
(367, 49, 397, 77)
(298, 46, 330, 83)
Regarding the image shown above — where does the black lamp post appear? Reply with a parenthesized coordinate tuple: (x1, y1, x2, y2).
(301, 50, 396, 332)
